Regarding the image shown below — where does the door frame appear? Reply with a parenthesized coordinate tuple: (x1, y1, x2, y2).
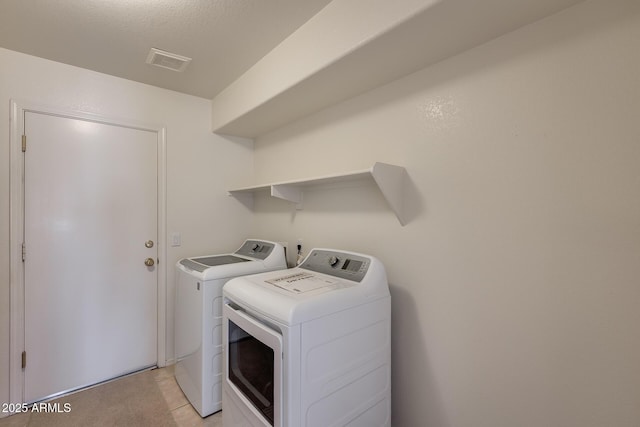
(9, 99, 168, 405)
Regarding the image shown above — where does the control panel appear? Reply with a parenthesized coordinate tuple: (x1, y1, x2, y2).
(235, 240, 275, 260)
(299, 249, 369, 282)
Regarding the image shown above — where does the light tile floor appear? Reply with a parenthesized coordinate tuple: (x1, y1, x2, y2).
(0, 365, 222, 427)
(154, 366, 223, 427)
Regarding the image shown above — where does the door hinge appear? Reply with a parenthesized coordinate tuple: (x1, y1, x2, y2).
(22, 135, 26, 152)
(21, 243, 26, 262)
(21, 351, 26, 369)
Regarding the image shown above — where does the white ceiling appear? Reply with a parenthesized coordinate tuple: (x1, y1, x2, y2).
(0, 0, 332, 99)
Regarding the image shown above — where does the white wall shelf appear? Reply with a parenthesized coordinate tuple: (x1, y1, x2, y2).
(228, 162, 407, 226)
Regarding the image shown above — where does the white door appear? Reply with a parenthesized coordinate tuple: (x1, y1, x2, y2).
(23, 111, 158, 403)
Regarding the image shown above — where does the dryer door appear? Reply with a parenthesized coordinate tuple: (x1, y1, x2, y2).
(224, 302, 282, 426)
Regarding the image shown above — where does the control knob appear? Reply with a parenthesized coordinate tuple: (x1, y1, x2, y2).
(328, 256, 340, 268)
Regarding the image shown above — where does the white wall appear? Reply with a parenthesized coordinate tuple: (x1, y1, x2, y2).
(249, 0, 640, 426)
(0, 48, 254, 409)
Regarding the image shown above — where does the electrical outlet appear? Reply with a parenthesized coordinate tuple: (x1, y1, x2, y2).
(296, 238, 304, 266)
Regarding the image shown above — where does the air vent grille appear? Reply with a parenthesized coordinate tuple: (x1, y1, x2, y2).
(145, 48, 192, 72)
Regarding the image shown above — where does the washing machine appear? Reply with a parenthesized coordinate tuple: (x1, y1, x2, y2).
(222, 248, 391, 427)
(174, 239, 287, 417)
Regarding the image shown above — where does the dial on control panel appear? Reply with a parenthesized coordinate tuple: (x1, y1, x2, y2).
(328, 256, 340, 268)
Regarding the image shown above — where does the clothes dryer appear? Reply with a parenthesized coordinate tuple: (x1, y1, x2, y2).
(175, 239, 286, 417)
(222, 248, 391, 427)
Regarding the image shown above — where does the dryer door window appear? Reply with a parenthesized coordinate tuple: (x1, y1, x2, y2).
(228, 320, 275, 425)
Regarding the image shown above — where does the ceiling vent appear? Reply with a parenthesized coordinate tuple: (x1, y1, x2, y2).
(146, 48, 192, 72)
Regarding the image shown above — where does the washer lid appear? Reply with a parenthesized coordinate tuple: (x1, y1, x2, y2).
(180, 255, 248, 272)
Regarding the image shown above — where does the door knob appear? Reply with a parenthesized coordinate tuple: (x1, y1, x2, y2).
(144, 258, 155, 267)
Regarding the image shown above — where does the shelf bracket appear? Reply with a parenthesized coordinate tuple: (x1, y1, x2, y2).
(228, 191, 254, 209)
(271, 184, 303, 210)
(370, 162, 407, 226)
